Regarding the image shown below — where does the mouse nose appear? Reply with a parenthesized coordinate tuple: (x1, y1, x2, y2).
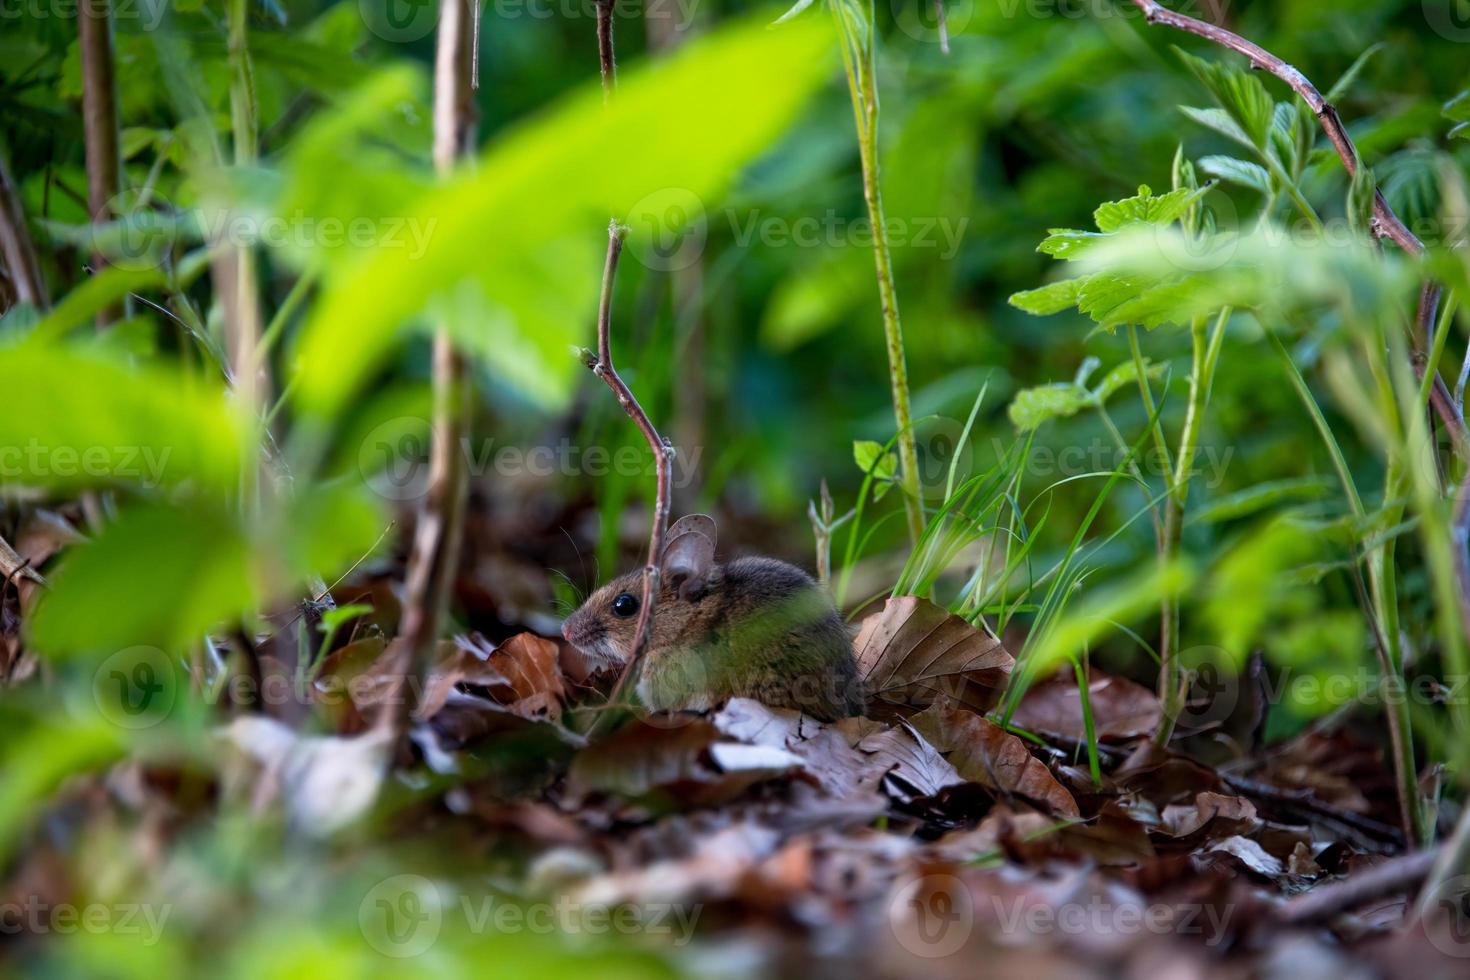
(560, 619, 575, 643)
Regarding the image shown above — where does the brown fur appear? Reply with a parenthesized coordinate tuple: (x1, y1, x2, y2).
(562, 556, 865, 720)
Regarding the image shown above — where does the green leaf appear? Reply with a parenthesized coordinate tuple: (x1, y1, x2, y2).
(1007, 358, 1164, 430)
(1009, 277, 1086, 315)
(291, 13, 834, 418)
(0, 344, 244, 492)
(1198, 155, 1270, 193)
(853, 440, 897, 480)
(30, 502, 255, 655)
(1037, 230, 1104, 260)
(1326, 43, 1384, 102)
(1177, 49, 1274, 150)
(1187, 477, 1335, 526)
(1444, 90, 1470, 123)
(1007, 384, 1090, 431)
(1092, 184, 1204, 232)
(1179, 105, 1253, 149)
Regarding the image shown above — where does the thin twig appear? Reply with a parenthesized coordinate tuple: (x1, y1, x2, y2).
(1278, 846, 1440, 924)
(584, 222, 674, 737)
(0, 150, 47, 308)
(378, 0, 477, 738)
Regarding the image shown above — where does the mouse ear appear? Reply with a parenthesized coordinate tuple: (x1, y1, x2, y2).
(660, 528, 715, 599)
(666, 514, 717, 553)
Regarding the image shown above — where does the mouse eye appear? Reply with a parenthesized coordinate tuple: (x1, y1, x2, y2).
(611, 592, 639, 618)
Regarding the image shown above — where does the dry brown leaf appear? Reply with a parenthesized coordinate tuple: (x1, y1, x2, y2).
(910, 701, 1080, 819)
(712, 698, 872, 799)
(855, 723, 965, 803)
(1157, 791, 1260, 845)
(565, 718, 800, 808)
(422, 632, 564, 721)
(853, 595, 1014, 718)
(1010, 669, 1161, 742)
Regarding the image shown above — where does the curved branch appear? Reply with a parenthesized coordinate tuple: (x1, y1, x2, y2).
(584, 222, 673, 735)
(1129, 0, 1423, 254)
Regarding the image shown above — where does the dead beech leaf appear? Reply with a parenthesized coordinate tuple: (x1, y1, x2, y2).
(853, 596, 1014, 718)
(712, 698, 874, 800)
(855, 723, 964, 803)
(565, 718, 799, 808)
(1158, 791, 1260, 844)
(421, 632, 565, 721)
(910, 701, 1080, 819)
(1010, 669, 1160, 742)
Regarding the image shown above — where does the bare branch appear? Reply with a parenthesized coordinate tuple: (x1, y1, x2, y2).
(1128, 0, 1423, 255)
(584, 221, 674, 735)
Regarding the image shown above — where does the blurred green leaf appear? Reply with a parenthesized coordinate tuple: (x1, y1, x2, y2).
(0, 344, 244, 492)
(30, 501, 254, 655)
(292, 13, 834, 417)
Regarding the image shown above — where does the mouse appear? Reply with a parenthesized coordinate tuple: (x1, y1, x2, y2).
(561, 515, 866, 721)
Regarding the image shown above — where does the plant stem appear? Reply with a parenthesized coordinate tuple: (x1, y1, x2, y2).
(1153, 308, 1230, 747)
(831, 0, 923, 543)
(77, 0, 120, 325)
(380, 0, 477, 738)
(1271, 327, 1424, 843)
(0, 150, 47, 309)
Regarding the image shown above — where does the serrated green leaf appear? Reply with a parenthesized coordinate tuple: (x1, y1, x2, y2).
(1093, 185, 1203, 233)
(1009, 277, 1087, 315)
(1092, 358, 1165, 402)
(1198, 155, 1271, 192)
(1177, 49, 1274, 150)
(1008, 384, 1090, 431)
(1179, 105, 1253, 149)
(1038, 230, 1103, 260)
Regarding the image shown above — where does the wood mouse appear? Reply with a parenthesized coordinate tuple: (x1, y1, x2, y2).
(561, 515, 866, 721)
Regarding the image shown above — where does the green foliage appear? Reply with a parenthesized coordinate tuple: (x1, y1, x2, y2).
(291, 13, 835, 416)
(1008, 356, 1166, 431)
